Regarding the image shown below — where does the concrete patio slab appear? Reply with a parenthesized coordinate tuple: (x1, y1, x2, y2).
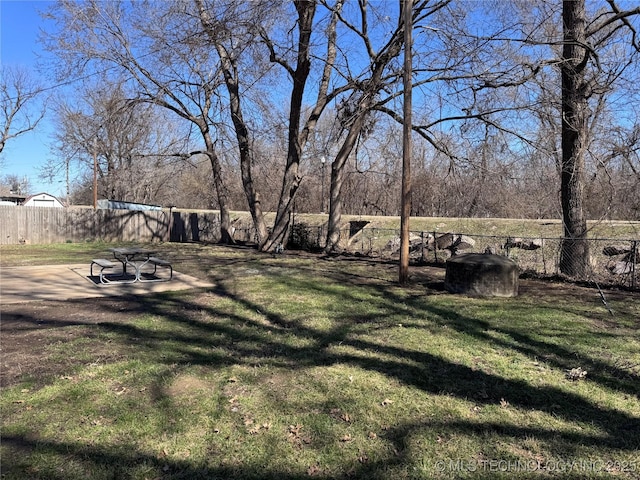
(0, 264, 214, 305)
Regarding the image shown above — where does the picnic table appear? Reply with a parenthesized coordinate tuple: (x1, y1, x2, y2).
(90, 247, 172, 284)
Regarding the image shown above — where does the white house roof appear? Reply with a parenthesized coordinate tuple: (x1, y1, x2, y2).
(23, 192, 66, 208)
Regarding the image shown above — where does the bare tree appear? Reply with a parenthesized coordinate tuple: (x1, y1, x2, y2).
(194, 0, 274, 246)
(255, 0, 335, 251)
(45, 80, 190, 205)
(592, 122, 640, 218)
(313, 0, 454, 251)
(559, 0, 640, 276)
(43, 0, 236, 242)
(0, 66, 45, 154)
(195, 0, 349, 251)
(0, 174, 30, 196)
(39, 0, 640, 258)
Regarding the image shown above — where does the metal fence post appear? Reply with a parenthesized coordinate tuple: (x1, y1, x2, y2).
(633, 241, 638, 290)
(433, 231, 438, 263)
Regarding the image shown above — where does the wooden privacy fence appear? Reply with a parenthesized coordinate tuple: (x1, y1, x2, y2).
(0, 206, 223, 245)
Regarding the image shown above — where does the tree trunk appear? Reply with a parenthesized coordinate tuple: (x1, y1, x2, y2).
(559, 0, 590, 277)
(262, 1, 316, 252)
(194, 1, 267, 246)
(325, 161, 344, 252)
(325, 113, 368, 252)
(238, 130, 269, 247)
(203, 132, 233, 244)
(215, 45, 269, 246)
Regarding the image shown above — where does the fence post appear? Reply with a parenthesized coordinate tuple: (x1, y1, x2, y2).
(433, 231, 438, 263)
(632, 241, 637, 290)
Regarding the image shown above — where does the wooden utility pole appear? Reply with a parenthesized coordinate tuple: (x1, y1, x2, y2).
(93, 135, 98, 209)
(399, 0, 413, 284)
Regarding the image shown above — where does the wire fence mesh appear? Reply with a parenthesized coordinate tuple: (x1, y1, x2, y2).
(286, 224, 639, 291)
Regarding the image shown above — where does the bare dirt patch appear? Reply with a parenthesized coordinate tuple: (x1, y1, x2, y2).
(167, 374, 216, 399)
(1, 297, 147, 388)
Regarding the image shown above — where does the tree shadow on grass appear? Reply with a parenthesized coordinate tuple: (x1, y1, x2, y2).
(102, 280, 640, 452)
(5, 280, 640, 448)
(2, 429, 614, 480)
(420, 302, 640, 399)
(1, 433, 326, 480)
(2, 256, 639, 478)
(293, 262, 640, 399)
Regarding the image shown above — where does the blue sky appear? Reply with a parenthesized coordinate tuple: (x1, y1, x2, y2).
(1, 0, 61, 196)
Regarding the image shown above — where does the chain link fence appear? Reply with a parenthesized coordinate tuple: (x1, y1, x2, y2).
(287, 223, 639, 291)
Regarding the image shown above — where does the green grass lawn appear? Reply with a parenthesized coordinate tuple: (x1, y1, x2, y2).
(1, 243, 639, 479)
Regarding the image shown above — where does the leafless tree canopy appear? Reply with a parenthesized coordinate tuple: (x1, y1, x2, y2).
(31, 0, 640, 256)
(0, 65, 46, 155)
